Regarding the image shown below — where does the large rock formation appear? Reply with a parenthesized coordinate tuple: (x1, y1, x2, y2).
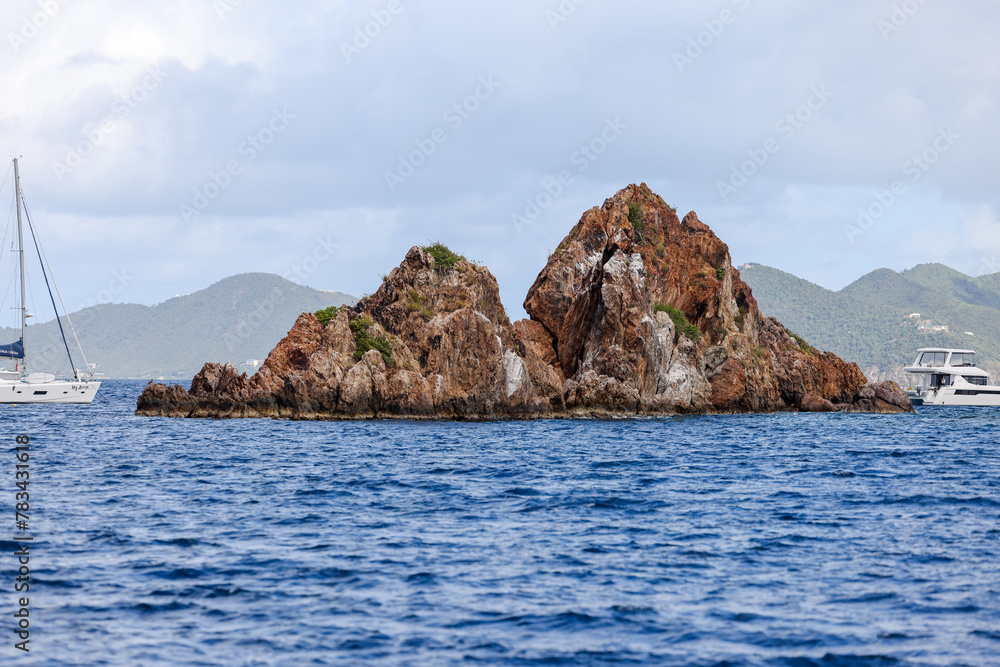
(137, 185, 913, 419)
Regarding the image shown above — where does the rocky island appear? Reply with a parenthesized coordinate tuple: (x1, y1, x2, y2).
(137, 185, 913, 419)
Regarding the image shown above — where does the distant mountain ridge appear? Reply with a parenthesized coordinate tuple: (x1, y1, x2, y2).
(0, 274, 357, 380)
(739, 262, 1000, 384)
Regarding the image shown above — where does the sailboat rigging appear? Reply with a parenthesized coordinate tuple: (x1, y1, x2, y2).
(0, 157, 100, 404)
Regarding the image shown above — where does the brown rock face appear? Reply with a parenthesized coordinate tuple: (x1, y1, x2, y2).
(136, 184, 914, 420)
(800, 394, 839, 413)
(846, 380, 914, 413)
(138, 246, 562, 420)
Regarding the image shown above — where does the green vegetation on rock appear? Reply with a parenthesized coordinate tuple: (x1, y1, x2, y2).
(735, 305, 748, 330)
(315, 306, 343, 326)
(349, 317, 394, 366)
(406, 290, 433, 320)
(422, 242, 466, 273)
(628, 202, 643, 230)
(654, 303, 701, 341)
(785, 329, 814, 356)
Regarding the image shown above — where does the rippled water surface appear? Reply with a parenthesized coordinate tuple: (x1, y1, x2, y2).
(2, 380, 999, 666)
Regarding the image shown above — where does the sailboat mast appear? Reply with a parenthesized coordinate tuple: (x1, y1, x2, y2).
(13, 158, 26, 373)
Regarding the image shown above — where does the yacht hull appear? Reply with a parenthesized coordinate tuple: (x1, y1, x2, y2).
(910, 388, 1000, 407)
(0, 381, 101, 404)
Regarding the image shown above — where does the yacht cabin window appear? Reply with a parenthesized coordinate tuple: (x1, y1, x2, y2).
(950, 352, 977, 367)
(920, 352, 948, 367)
(963, 376, 988, 386)
(931, 374, 951, 387)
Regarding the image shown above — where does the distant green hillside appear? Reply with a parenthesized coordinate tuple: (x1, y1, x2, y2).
(0, 274, 356, 380)
(740, 263, 1000, 384)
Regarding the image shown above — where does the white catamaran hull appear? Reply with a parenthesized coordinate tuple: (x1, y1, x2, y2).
(909, 387, 1000, 407)
(0, 380, 101, 404)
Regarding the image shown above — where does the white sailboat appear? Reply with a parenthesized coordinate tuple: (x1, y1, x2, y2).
(0, 158, 100, 404)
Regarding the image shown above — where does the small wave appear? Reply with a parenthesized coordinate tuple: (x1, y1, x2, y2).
(509, 611, 602, 631)
(593, 460, 638, 468)
(770, 654, 901, 666)
(33, 578, 81, 589)
(611, 605, 656, 615)
(314, 567, 357, 580)
(709, 610, 772, 623)
(334, 632, 393, 651)
(128, 601, 196, 614)
(149, 568, 206, 580)
(198, 585, 246, 598)
(294, 488, 332, 497)
(673, 532, 722, 542)
(87, 529, 130, 545)
(826, 592, 897, 605)
(906, 603, 980, 615)
(274, 514, 326, 525)
(153, 537, 201, 547)
(907, 553, 955, 564)
(502, 487, 543, 497)
(661, 561, 714, 570)
(753, 538, 800, 551)
(886, 495, 1000, 507)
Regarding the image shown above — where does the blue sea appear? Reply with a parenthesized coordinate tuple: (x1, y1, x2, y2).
(1, 380, 998, 666)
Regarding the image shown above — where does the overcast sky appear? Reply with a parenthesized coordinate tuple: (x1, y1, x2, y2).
(1, 0, 999, 321)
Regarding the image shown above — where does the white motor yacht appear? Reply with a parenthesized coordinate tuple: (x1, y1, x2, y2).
(904, 348, 1000, 407)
